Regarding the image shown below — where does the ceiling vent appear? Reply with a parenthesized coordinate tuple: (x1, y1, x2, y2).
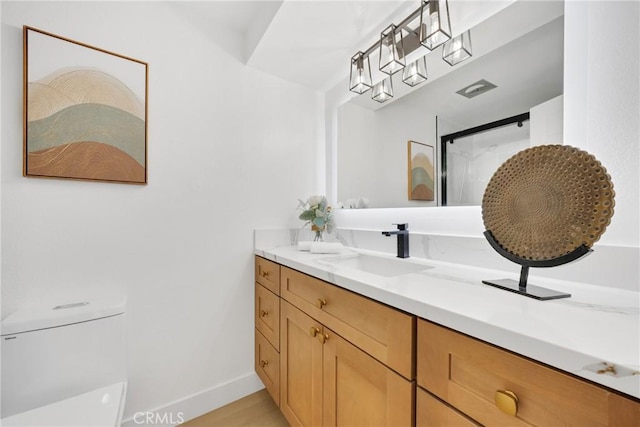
(456, 79, 497, 99)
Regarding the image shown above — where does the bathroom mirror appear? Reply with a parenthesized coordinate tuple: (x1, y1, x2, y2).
(337, 0, 564, 208)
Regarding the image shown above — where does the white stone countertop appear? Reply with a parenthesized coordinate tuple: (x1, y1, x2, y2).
(255, 244, 640, 400)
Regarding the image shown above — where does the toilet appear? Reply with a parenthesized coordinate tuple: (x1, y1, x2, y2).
(1, 297, 127, 426)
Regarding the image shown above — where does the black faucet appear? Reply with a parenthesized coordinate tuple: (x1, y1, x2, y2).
(382, 223, 410, 258)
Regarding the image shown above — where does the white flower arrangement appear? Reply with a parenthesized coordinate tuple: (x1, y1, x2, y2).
(298, 195, 335, 240)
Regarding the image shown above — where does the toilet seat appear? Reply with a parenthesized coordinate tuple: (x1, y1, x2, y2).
(1, 381, 127, 427)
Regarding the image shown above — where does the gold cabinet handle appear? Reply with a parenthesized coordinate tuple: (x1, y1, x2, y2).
(259, 359, 269, 368)
(261, 270, 270, 278)
(260, 309, 269, 317)
(318, 333, 329, 344)
(309, 326, 321, 337)
(495, 390, 519, 416)
(316, 298, 327, 309)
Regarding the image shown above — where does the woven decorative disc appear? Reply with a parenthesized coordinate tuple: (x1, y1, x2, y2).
(482, 145, 615, 261)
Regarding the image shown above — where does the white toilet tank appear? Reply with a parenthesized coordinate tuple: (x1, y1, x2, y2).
(1, 297, 126, 419)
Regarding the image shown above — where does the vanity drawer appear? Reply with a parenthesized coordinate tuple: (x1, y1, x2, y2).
(281, 266, 414, 379)
(417, 387, 480, 427)
(255, 283, 280, 350)
(255, 329, 280, 406)
(417, 319, 640, 426)
(255, 256, 280, 295)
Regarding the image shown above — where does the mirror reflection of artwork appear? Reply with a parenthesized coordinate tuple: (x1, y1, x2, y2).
(408, 141, 435, 201)
(24, 26, 148, 184)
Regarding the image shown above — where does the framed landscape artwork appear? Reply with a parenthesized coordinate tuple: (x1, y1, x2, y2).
(407, 140, 435, 201)
(23, 26, 148, 184)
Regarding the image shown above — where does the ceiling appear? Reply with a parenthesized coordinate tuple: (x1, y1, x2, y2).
(246, 0, 411, 91)
(171, 1, 511, 89)
(171, 0, 410, 88)
(171, 0, 563, 114)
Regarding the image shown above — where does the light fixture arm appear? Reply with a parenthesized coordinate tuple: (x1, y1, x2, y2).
(360, 4, 423, 58)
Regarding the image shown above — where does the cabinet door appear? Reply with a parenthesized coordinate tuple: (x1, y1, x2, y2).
(323, 327, 414, 427)
(281, 266, 414, 379)
(418, 319, 640, 426)
(256, 256, 280, 295)
(255, 329, 280, 406)
(255, 283, 280, 350)
(280, 301, 323, 427)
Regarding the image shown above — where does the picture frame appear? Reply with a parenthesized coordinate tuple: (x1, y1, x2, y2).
(23, 26, 148, 184)
(407, 140, 435, 201)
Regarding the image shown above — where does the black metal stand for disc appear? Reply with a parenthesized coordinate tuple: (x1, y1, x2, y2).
(482, 230, 592, 301)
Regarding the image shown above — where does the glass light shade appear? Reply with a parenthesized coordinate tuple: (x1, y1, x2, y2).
(349, 51, 372, 94)
(379, 24, 405, 75)
(402, 57, 428, 87)
(420, 0, 451, 50)
(443, 30, 472, 66)
(371, 77, 393, 103)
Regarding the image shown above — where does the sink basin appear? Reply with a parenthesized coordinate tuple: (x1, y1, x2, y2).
(320, 253, 432, 277)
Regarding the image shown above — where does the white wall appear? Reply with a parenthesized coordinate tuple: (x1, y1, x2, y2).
(563, 0, 639, 248)
(336, 103, 376, 204)
(1, 1, 322, 422)
(530, 94, 563, 146)
(337, 100, 438, 208)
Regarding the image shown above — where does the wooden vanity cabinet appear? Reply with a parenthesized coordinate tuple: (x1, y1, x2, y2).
(256, 256, 640, 427)
(280, 300, 414, 427)
(417, 319, 640, 426)
(255, 257, 415, 427)
(254, 257, 281, 405)
(280, 266, 414, 379)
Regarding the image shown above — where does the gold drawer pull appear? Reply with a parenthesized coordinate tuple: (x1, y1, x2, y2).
(309, 326, 321, 337)
(261, 270, 270, 278)
(318, 333, 329, 344)
(316, 298, 327, 309)
(495, 390, 519, 416)
(260, 309, 269, 317)
(259, 359, 269, 368)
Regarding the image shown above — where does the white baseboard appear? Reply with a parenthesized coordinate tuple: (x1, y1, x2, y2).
(121, 372, 264, 426)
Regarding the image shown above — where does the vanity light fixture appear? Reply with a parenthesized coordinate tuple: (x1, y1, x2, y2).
(443, 30, 472, 66)
(420, 0, 452, 50)
(348, 0, 453, 97)
(349, 51, 373, 94)
(372, 76, 393, 103)
(379, 24, 405, 75)
(402, 56, 428, 86)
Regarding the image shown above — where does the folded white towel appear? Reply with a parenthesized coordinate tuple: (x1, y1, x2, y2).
(297, 241, 313, 251)
(310, 242, 344, 254)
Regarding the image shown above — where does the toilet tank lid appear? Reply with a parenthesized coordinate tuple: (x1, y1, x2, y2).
(1, 297, 125, 336)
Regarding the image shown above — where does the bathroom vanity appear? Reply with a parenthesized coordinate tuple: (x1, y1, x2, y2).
(254, 246, 640, 426)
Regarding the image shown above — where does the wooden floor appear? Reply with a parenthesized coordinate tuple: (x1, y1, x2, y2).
(181, 389, 289, 427)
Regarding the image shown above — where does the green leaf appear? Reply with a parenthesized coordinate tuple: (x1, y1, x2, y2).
(299, 211, 315, 221)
